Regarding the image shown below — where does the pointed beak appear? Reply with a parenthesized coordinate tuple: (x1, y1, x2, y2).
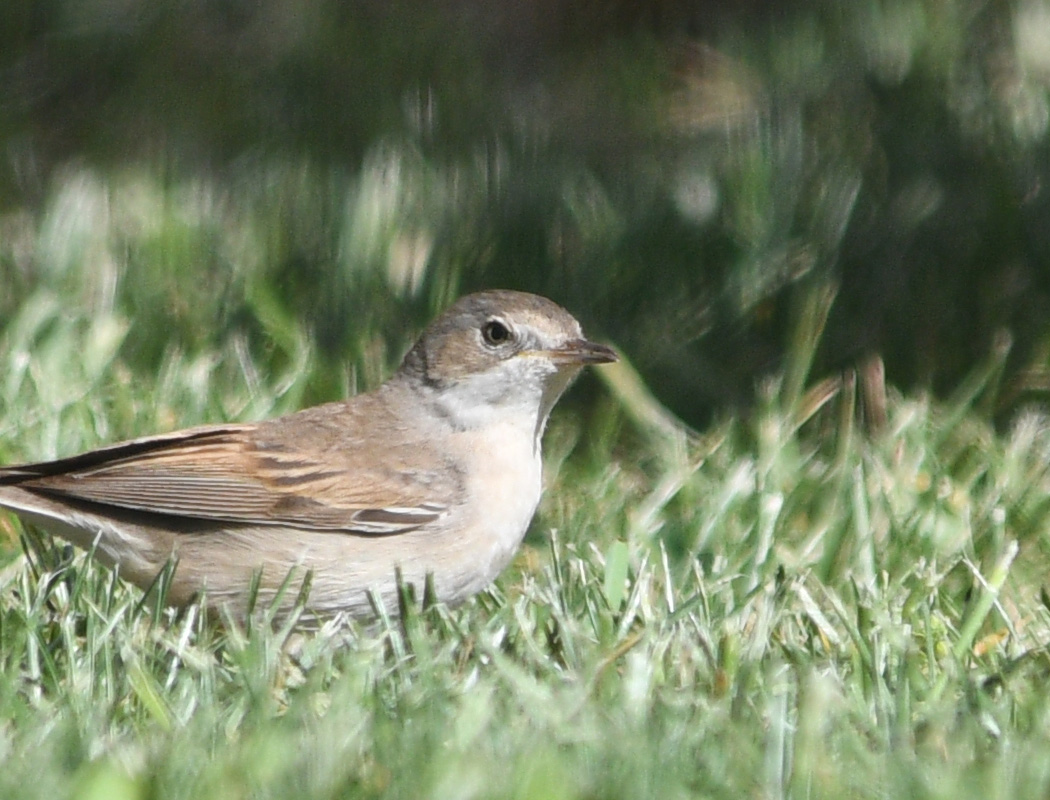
(542, 339, 619, 366)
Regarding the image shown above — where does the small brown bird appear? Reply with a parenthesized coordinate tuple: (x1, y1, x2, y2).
(0, 290, 617, 622)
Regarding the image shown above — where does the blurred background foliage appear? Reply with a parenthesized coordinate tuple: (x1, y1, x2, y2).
(3, 0, 1050, 425)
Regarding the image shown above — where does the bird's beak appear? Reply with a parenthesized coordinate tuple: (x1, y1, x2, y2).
(540, 339, 619, 366)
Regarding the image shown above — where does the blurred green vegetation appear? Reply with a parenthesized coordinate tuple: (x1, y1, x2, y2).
(4, 0, 1050, 423)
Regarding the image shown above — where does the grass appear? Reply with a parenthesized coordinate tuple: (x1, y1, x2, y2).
(5, 169, 1050, 799)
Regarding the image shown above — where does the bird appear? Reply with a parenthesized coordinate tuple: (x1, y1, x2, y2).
(0, 290, 617, 623)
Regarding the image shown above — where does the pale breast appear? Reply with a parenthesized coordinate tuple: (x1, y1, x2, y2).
(437, 419, 543, 602)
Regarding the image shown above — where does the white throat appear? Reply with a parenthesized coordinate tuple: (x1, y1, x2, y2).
(425, 362, 581, 451)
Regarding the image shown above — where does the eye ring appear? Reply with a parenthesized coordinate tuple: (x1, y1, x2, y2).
(481, 318, 513, 347)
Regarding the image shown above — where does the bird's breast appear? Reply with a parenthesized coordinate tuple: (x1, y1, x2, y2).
(440, 420, 544, 600)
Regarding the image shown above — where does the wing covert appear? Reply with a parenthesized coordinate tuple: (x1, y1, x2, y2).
(8, 423, 450, 535)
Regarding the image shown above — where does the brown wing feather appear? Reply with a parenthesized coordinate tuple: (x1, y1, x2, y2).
(4, 417, 450, 535)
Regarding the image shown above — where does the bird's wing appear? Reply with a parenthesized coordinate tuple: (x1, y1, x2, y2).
(0, 423, 451, 535)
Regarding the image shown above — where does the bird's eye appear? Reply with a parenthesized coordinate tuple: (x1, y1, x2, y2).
(481, 319, 513, 346)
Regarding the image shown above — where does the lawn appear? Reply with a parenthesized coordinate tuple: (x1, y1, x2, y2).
(3, 169, 1050, 800)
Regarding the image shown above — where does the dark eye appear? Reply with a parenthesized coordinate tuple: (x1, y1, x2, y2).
(481, 319, 513, 346)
